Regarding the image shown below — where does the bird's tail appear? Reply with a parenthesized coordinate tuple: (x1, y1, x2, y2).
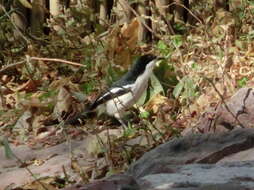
(64, 106, 94, 125)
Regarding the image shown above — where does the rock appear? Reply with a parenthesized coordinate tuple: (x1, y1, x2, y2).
(0, 140, 85, 189)
(0, 129, 124, 189)
(195, 88, 254, 133)
(138, 161, 254, 190)
(125, 129, 254, 189)
(127, 128, 254, 178)
(218, 148, 254, 163)
(64, 129, 254, 190)
(63, 174, 140, 190)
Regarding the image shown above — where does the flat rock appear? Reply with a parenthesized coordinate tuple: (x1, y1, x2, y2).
(64, 129, 254, 190)
(138, 161, 254, 190)
(127, 128, 254, 178)
(195, 87, 254, 133)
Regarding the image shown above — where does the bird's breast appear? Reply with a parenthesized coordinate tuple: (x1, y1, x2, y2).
(106, 69, 153, 116)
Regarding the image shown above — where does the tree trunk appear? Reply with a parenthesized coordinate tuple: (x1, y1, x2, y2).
(137, 0, 151, 42)
(11, 1, 28, 39)
(174, 0, 185, 22)
(154, 0, 174, 35)
(214, 0, 229, 11)
(86, 0, 99, 32)
(50, 0, 61, 31)
(116, 0, 132, 24)
(31, 0, 45, 37)
(187, 0, 195, 24)
(99, 0, 107, 25)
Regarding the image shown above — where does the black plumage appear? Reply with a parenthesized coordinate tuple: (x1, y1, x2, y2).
(112, 54, 157, 87)
(65, 54, 158, 125)
(89, 54, 157, 109)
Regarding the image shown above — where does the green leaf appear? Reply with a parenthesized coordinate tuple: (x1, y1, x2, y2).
(171, 35, 183, 48)
(139, 111, 150, 119)
(237, 77, 248, 88)
(39, 90, 57, 101)
(249, 0, 254, 6)
(3, 137, 14, 159)
(136, 89, 147, 106)
(173, 76, 197, 101)
(136, 74, 164, 106)
(150, 74, 164, 97)
(123, 124, 136, 137)
(81, 81, 95, 94)
(156, 40, 172, 56)
(173, 80, 184, 98)
(72, 92, 86, 102)
(157, 40, 168, 50)
(183, 78, 196, 98)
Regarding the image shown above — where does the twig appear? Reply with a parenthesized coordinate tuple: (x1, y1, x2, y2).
(0, 60, 26, 75)
(1, 6, 30, 43)
(62, 165, 69, 182)
(204, 77, 245, 128)
(0, 56, 85, 75)
(118, 0, 162, 40)
(30, 57, 85, 67)
(0, 8, 16, 21)
(150, 1, 175, 35)
(167, 2, 203, 24)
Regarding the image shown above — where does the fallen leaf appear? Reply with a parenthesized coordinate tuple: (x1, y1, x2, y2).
(145, 94, 173, 114)
(53, 86, 73, 119)
(16, 79, 41, 92)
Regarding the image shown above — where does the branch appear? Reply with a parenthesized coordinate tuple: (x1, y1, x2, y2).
(204, 77, 245, 128)
(30, 56, 85, 67)
(168, 2, 203, 25)
(118, 0, 162, 40)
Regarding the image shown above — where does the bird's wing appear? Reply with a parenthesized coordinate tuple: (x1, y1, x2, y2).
(89, 84, 134, 110)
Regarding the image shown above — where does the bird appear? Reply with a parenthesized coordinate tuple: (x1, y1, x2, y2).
(66, 54, 162, 127)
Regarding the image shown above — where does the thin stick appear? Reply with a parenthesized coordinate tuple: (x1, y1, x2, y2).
(1, 6, 30, 43)
(167, 2, 203, 24)
(0, 56, 85, 75)
(0, 60, 26, 75)
(118, 0, 162, 40)
(30, 57, 85, 67)
(204, 77, 245, 128)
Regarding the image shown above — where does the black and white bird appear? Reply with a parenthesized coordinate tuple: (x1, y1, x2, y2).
(66, 54, 162, 126)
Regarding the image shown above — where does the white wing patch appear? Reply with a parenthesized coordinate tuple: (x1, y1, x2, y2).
(96, 84, 134, 102)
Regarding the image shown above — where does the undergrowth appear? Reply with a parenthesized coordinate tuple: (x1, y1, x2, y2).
(1, 0, 254, 188)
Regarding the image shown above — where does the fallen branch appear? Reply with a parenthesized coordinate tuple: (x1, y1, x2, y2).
(0, 56, 85, 75)
(30, 56, 85, 67)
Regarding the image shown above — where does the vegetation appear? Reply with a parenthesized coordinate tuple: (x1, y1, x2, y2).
(1, 0, 254, 189)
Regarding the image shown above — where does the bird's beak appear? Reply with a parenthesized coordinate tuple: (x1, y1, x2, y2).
(155, 56, 164, 66)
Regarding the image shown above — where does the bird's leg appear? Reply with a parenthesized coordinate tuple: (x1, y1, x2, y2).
(114, 112, 128, 128)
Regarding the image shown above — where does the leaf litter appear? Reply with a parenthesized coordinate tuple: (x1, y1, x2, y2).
(1, 2, 254, 189)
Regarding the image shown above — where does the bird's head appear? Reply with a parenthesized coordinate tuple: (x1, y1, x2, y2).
(131, 54, 163, 75)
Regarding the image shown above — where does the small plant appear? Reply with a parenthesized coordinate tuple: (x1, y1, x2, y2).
(173, 76, 198, 103)
(237, 77, 248, 88)
(123, 123, 137, 137)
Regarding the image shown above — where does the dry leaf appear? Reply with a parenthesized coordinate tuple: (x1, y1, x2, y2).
(16, 79, 40, 92)
(107, 18, 140, 68)
(145, 94, 173, 114)
(121, 18, 139, 49)
(13, 110, 32, 137)
(53, 86, 72, 119)
(23, 179, 57, 190)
